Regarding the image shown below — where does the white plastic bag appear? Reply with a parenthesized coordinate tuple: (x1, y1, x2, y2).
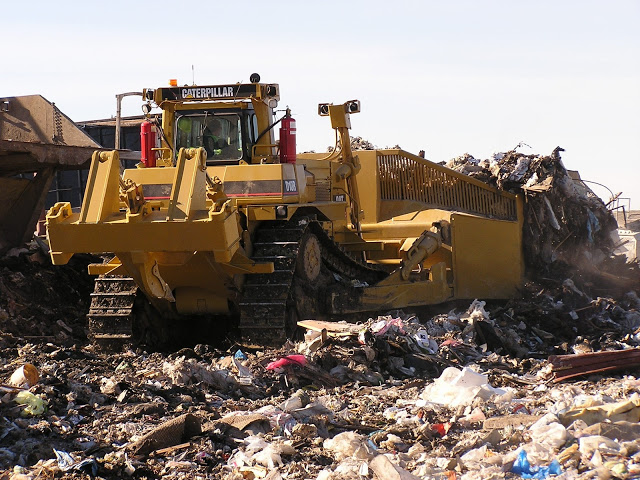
(420, 367, 507, 407)
(324, 431, 376, 460)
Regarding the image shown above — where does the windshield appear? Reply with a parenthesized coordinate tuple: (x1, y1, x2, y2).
(175, 113, 242, 161)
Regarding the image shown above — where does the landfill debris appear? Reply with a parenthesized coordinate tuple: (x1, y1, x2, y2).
(54, 449, 98, 476)
(129, 413, 202, 455)
(420, 366, 510, 407)
(0, 293, 632, 479)
(323, 431, 377, 461)
(369, 454, 421, 479)
(0, 160, 639, 478)
(297, 319, 363, 337)
(266, 354, 308, 371)
(7, 364, 39, 389)
(483, 414, 541, 430)
(218, 412, 271, 432)
(446, 148, 639, 294)
(327, 135, 376, 153)
(511, 448, 562, 479)
(559, 394, 640, 426)
(13, 391, 46, 416)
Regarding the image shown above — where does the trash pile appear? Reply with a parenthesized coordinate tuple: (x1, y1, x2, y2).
(327, 136, 376, 153)
(1, 149, 639, 479)
(446, 148, 638, 295)
(350, 136, 376, 151)
(0, 240, 95, 347)
(1, 286, 640, 479)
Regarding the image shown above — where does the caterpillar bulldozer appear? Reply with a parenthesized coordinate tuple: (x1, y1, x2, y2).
(46, 74, 524, 348)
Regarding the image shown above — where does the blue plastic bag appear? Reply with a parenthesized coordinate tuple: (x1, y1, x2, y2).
(511, 449, 562, 479)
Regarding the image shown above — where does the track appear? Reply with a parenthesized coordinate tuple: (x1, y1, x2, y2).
(87, 276, 138, 350)
(88, 275, 171, 350)
(238, 217, 387, 346)
(237, 221, 305, 345)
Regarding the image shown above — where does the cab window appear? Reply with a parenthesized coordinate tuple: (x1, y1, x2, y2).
(175, 113, 243, 162)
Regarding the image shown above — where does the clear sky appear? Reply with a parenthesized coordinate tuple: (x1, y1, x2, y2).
(3, 0, 639, 208)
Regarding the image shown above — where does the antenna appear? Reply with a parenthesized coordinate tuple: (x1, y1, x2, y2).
(192, 65, 195, 85)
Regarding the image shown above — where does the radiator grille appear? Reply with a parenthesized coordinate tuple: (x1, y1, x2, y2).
(377, 152, 517, 221)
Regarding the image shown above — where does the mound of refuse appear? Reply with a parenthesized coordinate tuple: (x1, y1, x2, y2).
(0, 147, 638, 479)
(446, 148, 638, 295)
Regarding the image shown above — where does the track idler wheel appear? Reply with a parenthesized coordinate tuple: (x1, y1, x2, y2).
(296, 232, 322, 284)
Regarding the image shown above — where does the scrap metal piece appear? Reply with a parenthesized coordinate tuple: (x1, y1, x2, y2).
(549, 348, 640, 382)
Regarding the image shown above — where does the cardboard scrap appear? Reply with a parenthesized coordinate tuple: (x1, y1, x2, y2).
(483, 414, 541, 430)
(218, 413, 270, 431)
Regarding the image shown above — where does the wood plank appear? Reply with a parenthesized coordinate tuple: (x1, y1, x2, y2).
(297, 320, 362, 336)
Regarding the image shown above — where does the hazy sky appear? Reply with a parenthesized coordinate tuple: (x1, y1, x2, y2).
(3, 0, 639, 208)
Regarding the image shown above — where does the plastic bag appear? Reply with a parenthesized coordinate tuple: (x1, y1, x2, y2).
(529, 422, 568, 450)
(266, 354, 307, 371)
(252, 442, 295, 469)
(14, 391, 46, 416)
(54, 449, 98, 476)
(420, 366, 507, 407)
(324, 431, 376, 460)
(511, 449, 562, 479)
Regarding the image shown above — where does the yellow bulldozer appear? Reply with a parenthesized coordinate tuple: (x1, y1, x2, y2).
(46, 74, 524, 347)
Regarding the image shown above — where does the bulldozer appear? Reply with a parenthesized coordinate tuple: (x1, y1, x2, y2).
(46, 74, 524, 347)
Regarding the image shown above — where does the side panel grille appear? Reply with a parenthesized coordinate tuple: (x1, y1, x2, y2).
(315, 180, 331, 202)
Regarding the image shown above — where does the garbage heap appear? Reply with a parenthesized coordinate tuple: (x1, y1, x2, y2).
(0, 149, 639, 479)
(0, 241, 94, 346)
(2, 296, 640, 479)
(446, 148, 637, 295)
(326, 136, 376, 153)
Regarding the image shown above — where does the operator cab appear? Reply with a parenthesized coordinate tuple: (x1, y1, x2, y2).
(144, 76, 279, 167)
(174, 109, 259, 165)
